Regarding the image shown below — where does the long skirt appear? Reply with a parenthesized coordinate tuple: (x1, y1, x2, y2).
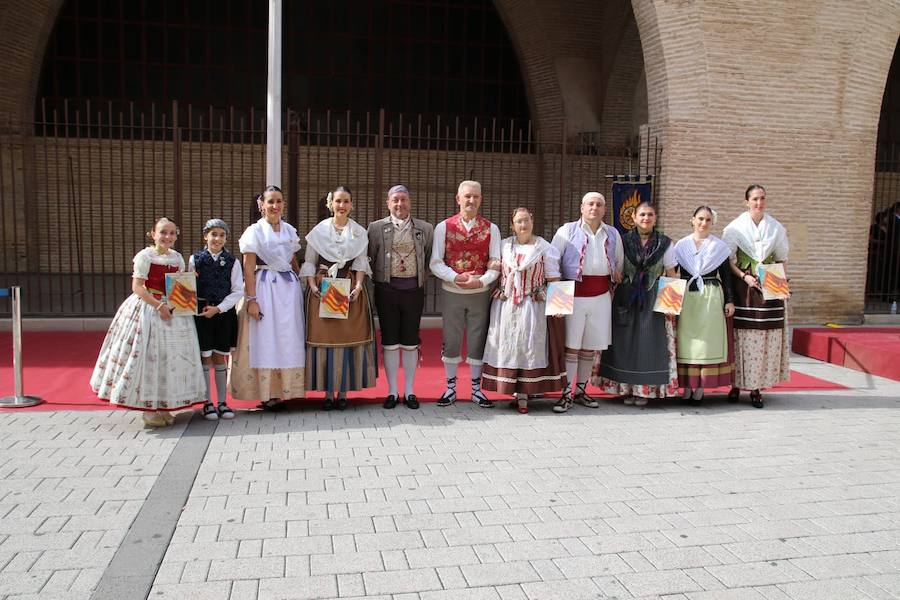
(732, 277, 790, 390)
(482, 295, 567, 395)
(734, 327, 790, 389)
(305, 286, 377, 392)
(595, 318, 678, 399)
(91, 293, 206, 411)
(676, 283, 735, 388)
(230, 270, 306, 401)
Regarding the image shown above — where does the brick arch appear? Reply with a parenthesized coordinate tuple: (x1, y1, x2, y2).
(493, 0, 648, 146)
(0, 0, 64, 125)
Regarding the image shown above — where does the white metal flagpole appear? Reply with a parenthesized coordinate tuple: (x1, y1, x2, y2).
(266, 0, 283, 187)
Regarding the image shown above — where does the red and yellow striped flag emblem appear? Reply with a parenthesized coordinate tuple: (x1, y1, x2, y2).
(322, 281, 349, 315)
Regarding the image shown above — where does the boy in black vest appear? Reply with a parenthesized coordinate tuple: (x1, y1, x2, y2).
(189, 218, 245, 420)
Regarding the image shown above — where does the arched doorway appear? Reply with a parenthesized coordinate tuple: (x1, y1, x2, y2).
(868, 37, 900, 314)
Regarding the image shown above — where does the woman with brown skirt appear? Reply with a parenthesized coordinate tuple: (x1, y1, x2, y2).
(723, 185, 790, 408)
(301, 185, 377, 410)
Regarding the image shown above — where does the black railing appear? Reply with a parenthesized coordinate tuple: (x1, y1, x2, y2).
(0, 100, 661, 317)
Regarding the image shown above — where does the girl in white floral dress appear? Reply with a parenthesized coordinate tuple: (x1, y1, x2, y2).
(90, 218, 207, 426)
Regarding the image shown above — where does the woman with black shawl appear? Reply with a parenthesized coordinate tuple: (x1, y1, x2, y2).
(592, 202, 679, 406)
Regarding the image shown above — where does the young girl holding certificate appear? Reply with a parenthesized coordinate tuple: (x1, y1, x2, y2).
(91, 217, 206, 426)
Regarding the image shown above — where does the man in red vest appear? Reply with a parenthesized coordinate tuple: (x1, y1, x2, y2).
(430, 180, 502, 407)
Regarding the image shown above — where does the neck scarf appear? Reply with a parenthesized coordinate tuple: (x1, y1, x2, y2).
(240, 218, 300, 272)
(674, 234, 731, 292)
(722, 211, 788, 263)
(305, 217, 369, 277)
(501, 236, 550, 305)
(623, 229, 670, 308)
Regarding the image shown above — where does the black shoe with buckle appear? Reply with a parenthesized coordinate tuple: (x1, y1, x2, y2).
(383, 395, 398, 409)
(404, 394, 420, 409)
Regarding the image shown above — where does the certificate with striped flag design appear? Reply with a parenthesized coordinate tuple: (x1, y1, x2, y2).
(165, 272, 198, 316)
(756, 263, 790, 301)
(653, 276, 686, 315)
(545, 281, 575, 316)
(319, 277, 351, 319)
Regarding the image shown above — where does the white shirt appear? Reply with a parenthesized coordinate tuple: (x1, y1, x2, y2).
(430, 216, 502, 294)
(390, 215, 411, 231)
(187, 251, 245, 313)
(551, 219, 625, 276)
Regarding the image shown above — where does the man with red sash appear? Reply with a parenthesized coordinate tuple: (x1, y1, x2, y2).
(430, 180, 502, 408)
(550, 192, 624, 413)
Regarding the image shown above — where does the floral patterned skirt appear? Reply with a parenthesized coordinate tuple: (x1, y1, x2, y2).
(90, 293, 206, 410)
(733, 326, 790, 390)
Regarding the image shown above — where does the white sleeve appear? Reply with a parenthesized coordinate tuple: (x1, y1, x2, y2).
(429, 222, 458, 283)
(132, 249, 151, 279)
(187, 254, 196, 273)
(544, 243, 562, 279)
(299, 244, 318, 278)
(478, 224, 503, 286)
(216, 260, 245, 313)
(550, 226, 567, 265)
(238, 225, 258, 255)
(663, 244, 678, 269)
(614, 231, 624, 273)
(351, 250, 372, 276)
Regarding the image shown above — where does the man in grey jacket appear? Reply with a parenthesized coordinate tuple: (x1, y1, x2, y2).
(367, 184, 434, 409)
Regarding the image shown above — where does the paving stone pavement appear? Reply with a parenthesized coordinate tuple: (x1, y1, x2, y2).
(1, 355, 900, 600)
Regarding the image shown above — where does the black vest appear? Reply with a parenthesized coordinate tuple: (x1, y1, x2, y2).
(193, 249, 236, 305)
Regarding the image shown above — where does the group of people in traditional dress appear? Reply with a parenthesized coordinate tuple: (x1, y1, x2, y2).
(90, 180, 790, 425)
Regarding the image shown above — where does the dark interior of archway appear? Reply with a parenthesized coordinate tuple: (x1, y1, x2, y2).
(867, 36, 900, 311)
(877, 38, 900, 161)
(37, 0, 530, 122)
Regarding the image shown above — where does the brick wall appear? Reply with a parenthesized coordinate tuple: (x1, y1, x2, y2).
(633, 0, 900, 322)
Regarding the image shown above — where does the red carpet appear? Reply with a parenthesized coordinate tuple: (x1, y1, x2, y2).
(792, 327, 900, 382)
(1, 330, 845, 412)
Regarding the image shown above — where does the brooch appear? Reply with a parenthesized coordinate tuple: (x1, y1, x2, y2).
(219, 260, 226, 266)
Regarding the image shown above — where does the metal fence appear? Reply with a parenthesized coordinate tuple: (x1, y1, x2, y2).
(867, 146, 900, 313)
(0, 100, 660, 317)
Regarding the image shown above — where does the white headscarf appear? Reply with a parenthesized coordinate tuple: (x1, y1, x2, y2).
(238, 219, 301, 272)
(722, 211, 789, 263)
(674, 234, 731, 292)
(305, 217, 369, 277)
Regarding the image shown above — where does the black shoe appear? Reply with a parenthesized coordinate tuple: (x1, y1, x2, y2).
(727, 387, 740, 403)
(323, 396, 334, 411)
(750, 389, 764, 409)
(336, 396, 348, 410)
(383, 395, 398, 409)
(258, 398, 285, 412)
(437, 377, 457, 407)
(404, 395, 420, 409)
(202, 401, 219, 421)
(472, 390, 493, 408)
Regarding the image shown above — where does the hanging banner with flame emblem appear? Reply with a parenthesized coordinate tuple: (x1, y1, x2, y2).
(611, 181, 653, 235)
